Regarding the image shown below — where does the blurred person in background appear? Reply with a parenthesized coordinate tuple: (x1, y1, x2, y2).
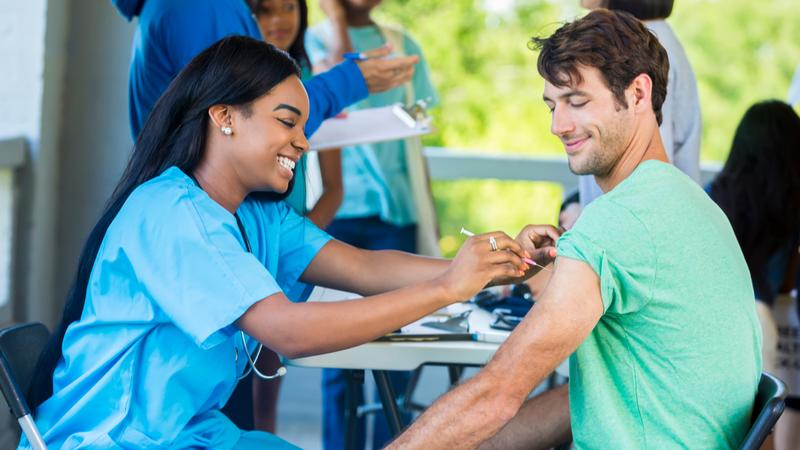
(563, 0, 701, 224)
(305, 0, 440, 448)
(708, 100, 800, 450)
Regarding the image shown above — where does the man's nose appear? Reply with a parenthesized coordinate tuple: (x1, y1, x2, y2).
(550, 108, 575, 137)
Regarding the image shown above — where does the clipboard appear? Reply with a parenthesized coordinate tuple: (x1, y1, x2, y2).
(373, 308, 475, 343)
(308, 103, 433, 151)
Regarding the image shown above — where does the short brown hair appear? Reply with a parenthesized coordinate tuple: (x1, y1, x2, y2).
(530, 9, 669, 125)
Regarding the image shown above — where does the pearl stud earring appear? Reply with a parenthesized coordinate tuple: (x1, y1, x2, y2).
(221, 126, 233, 136)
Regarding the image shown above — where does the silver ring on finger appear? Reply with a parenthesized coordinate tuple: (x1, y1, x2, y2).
(489, 236, 498, 252)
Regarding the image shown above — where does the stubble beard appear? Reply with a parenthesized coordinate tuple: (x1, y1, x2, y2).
(567, 121, 628, 177)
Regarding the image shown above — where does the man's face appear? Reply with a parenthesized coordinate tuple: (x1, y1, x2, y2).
(543, 66, 633, 177)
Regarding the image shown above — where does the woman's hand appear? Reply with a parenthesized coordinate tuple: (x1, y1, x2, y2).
(355, 44, 418, 93)
(516, 224, 562, 267)
(487, 224, 564, 287)
(437, 232, 530, 302)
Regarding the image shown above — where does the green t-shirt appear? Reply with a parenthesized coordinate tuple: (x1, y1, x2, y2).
(557, 161, 762, 449)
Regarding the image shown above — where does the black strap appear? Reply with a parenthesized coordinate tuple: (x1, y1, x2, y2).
(234, 213, 253, 254)
(187, 171, 252, 254)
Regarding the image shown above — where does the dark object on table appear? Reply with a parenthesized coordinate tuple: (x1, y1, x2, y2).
(421, 310, 471, 333)
(472, 285, 534, 317)
(490, 313, 523, 331)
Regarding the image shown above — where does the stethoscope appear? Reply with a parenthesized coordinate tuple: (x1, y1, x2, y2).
(233, 213, 288, 381)
(188, 173, 287, 380)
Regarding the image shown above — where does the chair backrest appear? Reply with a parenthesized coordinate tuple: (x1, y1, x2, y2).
(0, 322, 50, 419)
(739, 372, 787, 450)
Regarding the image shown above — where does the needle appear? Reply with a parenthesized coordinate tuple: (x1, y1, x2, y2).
(460, 227, 552, 272)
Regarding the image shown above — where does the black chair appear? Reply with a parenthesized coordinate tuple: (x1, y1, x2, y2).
(739, 372, 787, 450)
(0, 322, 50, 450)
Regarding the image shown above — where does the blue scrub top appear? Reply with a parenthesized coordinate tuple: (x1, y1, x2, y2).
(21, 167, 330, 449)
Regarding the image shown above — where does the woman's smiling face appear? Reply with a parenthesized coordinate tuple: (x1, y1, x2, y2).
(226, 75, 310, 193)
(256, 0, 301, 52)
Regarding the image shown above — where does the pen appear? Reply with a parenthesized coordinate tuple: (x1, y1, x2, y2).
(342, 52, 367, 61)
(460, 227, 552, 272)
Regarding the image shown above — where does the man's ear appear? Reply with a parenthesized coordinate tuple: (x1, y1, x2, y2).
(208, 104, 232, 130)
(628, 73, 653, 117)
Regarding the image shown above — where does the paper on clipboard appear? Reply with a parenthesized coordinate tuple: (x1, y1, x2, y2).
(788, 64, 800, 106)
(308, 104, 432, 151)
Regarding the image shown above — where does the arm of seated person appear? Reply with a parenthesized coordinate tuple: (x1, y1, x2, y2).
(305, 150, 343, 229)
(300, 238, 451, 297)
(387, 256, 603, 450)
(240, 233, 531, 358)
(235, 283, 450, 359)
(301, 227, 553, 297)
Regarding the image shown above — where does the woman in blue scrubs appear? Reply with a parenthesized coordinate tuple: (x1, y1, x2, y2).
(22, 37, 551, 449)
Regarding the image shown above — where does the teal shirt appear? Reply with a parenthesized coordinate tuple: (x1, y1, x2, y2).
(285, 64, 314, 214)
(557, 161, 762, 449)
(305, 22, 438, 226)
(22, 167, 330, 449)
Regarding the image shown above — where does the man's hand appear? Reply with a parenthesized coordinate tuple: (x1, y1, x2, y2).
(355, 45, 418, 93)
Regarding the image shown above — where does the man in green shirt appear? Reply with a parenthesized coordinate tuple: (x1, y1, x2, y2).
(390, 9, 762, 449)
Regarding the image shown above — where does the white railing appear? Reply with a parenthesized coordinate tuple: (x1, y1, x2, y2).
(0, 137, 26, 324)
(423, 146, 722, 188)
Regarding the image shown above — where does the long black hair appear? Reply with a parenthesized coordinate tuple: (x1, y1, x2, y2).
(28, 36, 300, 411)
(249, 0, 311, 71)
(709, 100, 800, 301)
(604, 0, 674, 20)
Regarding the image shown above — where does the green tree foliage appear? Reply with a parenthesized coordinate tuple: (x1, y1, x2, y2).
(309, 0, 800, 255)
(670, 0, 800, 161)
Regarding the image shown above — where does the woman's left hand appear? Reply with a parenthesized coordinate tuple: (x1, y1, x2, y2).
(516, 224, 561, 262)
(489, 224, 563, 286)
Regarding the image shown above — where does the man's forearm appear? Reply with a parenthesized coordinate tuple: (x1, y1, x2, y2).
(478, 384, 571, 450)
(387, 256, 602, 449)
(387, 367, 524, 450)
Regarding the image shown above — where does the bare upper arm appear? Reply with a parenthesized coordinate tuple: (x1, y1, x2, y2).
(482, 256, 604, 398)
(527, 255, 604, 349)
(235, 290, 293, 352)
(299, 239, 367, 293)
(317, 150, 343, 190)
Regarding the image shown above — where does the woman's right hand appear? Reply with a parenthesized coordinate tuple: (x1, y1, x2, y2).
(437, 232, 530, 302)
(355, 45, 418, 93)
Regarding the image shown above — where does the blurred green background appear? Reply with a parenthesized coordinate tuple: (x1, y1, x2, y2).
(309, 0, 800, 256)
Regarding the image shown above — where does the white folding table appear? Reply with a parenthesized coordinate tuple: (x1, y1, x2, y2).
(287, 295, 510, 442)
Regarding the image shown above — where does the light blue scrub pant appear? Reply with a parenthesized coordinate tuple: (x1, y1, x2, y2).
(235, 431, 301, 449)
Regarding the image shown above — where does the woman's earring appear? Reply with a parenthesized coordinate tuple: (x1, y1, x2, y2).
(221, 126, 233, 136)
